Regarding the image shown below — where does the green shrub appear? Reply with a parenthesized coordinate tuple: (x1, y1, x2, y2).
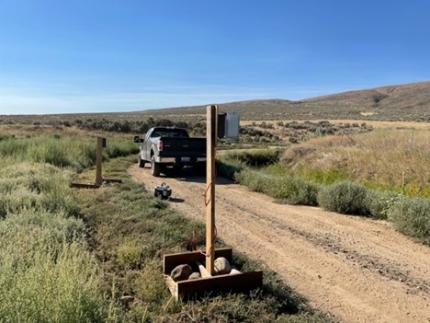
(217, 160, 244, 180)
(236, 170, 319, 206)
(235, 170, 271, 193)
(364, 190, 402, 219)
(318, 181, 370, 215)
(221, 149, 280, 167)
(388, 198, 430, 244)
(273, 176, 319, 206)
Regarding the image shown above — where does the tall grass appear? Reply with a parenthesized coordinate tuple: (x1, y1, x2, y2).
(0, 134, 138, 170)
(0, 162, 116, 321)
(281, 129, 430, 197)
(0, 244, 108, 322)
(0, 163, 79, 217)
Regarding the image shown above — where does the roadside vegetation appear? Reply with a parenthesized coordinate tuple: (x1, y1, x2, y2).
(0, 126, 328, 322)
(218, 137, 430, 246)
(0, 161, 113, 321)
(0, 133, 138, 170)
(78, 156, 328, 322)
(282, 129, 430, 197)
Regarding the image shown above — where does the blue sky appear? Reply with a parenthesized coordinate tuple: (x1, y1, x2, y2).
(0, 0, 429, 114)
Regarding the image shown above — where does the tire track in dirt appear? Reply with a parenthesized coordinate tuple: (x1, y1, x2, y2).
(129, 165, 430, 323)
(222, 196, 430, 295)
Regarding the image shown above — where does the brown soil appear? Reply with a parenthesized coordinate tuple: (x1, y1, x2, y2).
(129, 165, 430, 323)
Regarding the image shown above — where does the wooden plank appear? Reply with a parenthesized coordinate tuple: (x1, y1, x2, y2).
(70, 182, 100, 189)
(206, 105, 217, 275)
(164, 276, 178, 299)
(175, 271, 263, 300)
(163, 248, 232, 274)
(103, 178, 123, 183)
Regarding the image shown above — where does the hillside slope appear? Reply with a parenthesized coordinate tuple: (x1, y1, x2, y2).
(143, 81, 430, 121)
(2, 81, 430, 122)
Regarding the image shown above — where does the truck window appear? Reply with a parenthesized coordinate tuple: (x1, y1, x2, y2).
(150, 128, 189, 138)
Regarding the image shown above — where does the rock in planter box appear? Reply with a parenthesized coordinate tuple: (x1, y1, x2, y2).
(171, 264, 193, 281)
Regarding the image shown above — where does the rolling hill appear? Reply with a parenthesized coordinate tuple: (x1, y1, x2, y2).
(142, 81, 430, 121)
(2, 81, 430, 123)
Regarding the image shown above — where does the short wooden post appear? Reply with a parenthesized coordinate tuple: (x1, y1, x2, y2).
(95, 137, 103, 186)
(206, 105, 217, 275)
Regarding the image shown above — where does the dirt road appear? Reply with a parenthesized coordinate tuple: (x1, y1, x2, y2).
(129, 165, 430, 323)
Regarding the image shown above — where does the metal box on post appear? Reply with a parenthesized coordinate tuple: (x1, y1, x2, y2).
(217, 112, 240, 139)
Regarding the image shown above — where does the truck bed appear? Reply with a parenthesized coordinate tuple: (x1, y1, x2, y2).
(158, 137, 206, 160)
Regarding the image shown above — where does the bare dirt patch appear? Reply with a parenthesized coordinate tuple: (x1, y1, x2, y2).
(129, 164, 430, 323)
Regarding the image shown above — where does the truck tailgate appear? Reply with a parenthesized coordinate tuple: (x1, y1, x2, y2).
(159, 137, 206, 157)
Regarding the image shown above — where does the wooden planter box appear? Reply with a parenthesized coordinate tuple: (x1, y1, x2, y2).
(163, 248, 263, 300)
(70, 182, 100, 189)
(70, 178, 122, 189)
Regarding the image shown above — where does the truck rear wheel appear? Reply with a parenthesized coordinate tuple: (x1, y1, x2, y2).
(151, 159, 161, 177)
(138, 156, 146, 168)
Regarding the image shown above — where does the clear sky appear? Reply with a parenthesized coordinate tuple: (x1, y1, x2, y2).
(0, 0, 429, 114)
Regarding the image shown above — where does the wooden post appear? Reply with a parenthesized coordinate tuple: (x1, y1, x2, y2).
(206, 105, 217, 275)
(95, 137, 103, 186)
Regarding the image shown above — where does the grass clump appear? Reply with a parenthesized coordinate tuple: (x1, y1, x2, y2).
(318, 181, 369, 216)
(389, 198, 430, 245)
(116, 238, 145, 269)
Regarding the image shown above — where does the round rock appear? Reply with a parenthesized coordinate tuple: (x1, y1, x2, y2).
(170, 264, 193, 281)
(214, 257, 231, 275)
(188, 272, 201, 280)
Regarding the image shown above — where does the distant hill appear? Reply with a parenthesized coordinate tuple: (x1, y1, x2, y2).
(2, 81, 430, 123)
(141, 81, 430, 121)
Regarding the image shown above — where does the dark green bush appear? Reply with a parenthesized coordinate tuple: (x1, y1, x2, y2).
(318, 181, 370, 215)
(222, 149, 280, 167)
(217, 160, 244, 180)
(389, 198, 430, 245)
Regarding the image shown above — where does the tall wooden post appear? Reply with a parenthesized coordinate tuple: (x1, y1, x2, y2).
(206, 105, 217, 275)
(95, 137, 103, 186)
